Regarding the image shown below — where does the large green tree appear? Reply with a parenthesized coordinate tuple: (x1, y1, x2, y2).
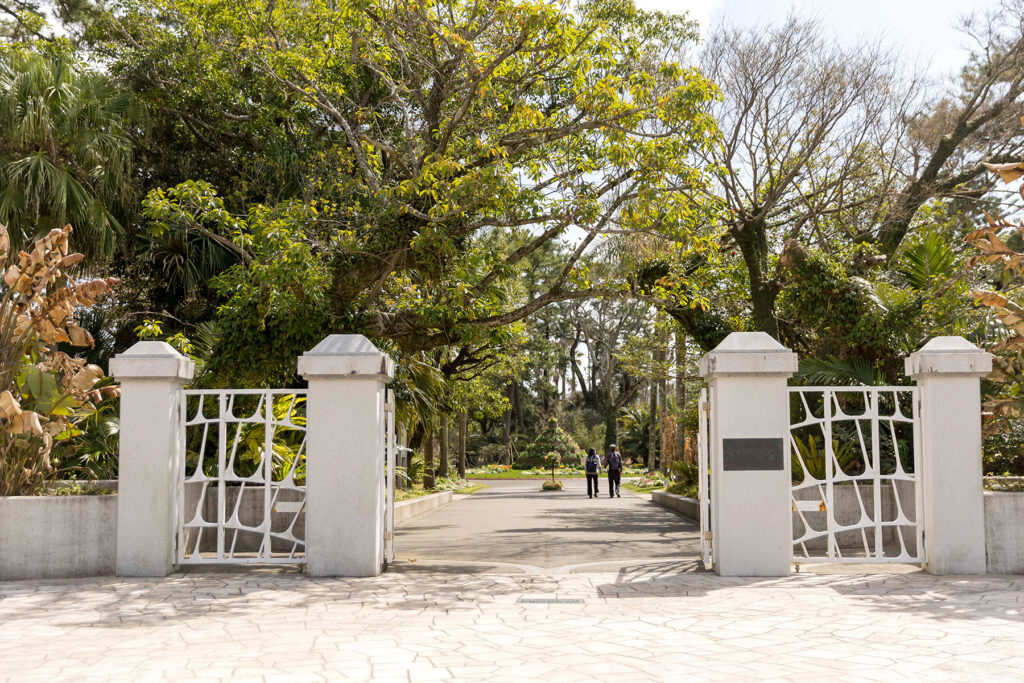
(98, 0, 721, 376)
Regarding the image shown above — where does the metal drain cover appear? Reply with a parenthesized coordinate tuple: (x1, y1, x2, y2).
(517, 598, 583, 604)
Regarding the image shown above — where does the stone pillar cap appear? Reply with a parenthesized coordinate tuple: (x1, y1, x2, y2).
(110, 341, 195, 381)
(906, 336, 992, 378)
(297, 334, 395, 380)
(698, 332, 798, 378)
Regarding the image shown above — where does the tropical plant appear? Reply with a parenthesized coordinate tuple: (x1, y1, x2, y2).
(0, 48, 139, 259)
(618, 404, 650, 463)
(965, 164, 1024, 433)
(790, 433, 863, 484)
(0, 223, 120, 495)
(795, 357, 884, 387)
(894, 232, 957, 290)
(59, 386, 119, 479)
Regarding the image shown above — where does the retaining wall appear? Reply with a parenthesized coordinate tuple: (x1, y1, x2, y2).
(651, 491, 699, 521)
(395, 491, 452, 525)
(985, 491, 1024, 574)
(0, 495, 117, 580)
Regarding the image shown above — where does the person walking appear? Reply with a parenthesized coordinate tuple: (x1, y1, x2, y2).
(585, 448, 602, 498)
(606, 444, 623, 498)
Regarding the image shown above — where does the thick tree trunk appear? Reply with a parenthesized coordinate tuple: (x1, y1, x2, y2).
(732, 220, 780, 339)
(438, 415, 449, 478)
(569, 328, 591, 405)
(649, 360, 661, 472)
(457, 411, 467, 478)
(675, 331, 687, 465)
(604, 399, 617, 454)
(657, 347, 667, 475)
(422, 421, 435, 490)
(503, 384, 513, 465)
(513, 383, 525, 432)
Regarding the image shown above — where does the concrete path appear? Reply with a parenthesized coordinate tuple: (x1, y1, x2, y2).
(394, 478, 700, 572)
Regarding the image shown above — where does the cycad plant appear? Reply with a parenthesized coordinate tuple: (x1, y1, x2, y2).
(0, 48, 138, 259)
(0, 223, 120, 495)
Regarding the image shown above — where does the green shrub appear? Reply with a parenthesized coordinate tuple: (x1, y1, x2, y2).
(983, 423, 1024, 475)
(515, 417, 583, 467)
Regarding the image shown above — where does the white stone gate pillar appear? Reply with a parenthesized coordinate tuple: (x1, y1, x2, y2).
(906, 336, 992, 575)
(298, 334, 395, 577)
(110, 341, 195, 576)
(699, 332, 798, 576)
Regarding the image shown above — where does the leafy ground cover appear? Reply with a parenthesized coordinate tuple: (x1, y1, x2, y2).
(454, 484, 488, 495)
(984, 477, 1024, 492)
(396, 478, 484, 501)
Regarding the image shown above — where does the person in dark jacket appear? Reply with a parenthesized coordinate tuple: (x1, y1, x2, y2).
(584, 448, 602, 498)
(605, 444, 623, 498)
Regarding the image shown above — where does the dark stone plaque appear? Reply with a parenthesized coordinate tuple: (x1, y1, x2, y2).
(722, 438, 784, 471)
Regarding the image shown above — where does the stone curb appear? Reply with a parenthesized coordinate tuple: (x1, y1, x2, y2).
(395, 490, 453, 525)
(651, 490, 700, 522)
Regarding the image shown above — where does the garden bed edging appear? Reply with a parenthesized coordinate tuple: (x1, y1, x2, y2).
(395, 491, 452, 525)
(651, 490, 700, 522)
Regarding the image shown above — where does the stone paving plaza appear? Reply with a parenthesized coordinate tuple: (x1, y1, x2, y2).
(2, 565, 1024, 681)
(2, 482, 1022, 681)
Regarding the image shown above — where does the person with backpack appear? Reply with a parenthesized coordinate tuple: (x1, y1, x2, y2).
(605, 444, 623, 498)
(584, 448, 602, 498)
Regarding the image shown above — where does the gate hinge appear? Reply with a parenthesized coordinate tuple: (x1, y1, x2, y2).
(703, 531, 712, 540)
(384, 532, 393, 541)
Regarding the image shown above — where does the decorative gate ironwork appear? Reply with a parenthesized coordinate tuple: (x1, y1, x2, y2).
(177, 389, 307, 565)
(790, 387, 922, 564)
(698, 387, 713, 569)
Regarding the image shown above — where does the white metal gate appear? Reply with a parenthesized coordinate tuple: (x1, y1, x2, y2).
(697, 387, 713, 569)
(177, 389, 307, 565)
(790, 387, 922, 564)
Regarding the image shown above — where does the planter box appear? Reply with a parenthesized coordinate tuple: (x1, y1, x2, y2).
(985, 491, 1024, 574)
(652, 491, 700, 522)
(0, 494, 117, 580)
(395, 491, 452, 525)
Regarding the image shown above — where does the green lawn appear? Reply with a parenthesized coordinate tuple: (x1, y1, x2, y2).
(622, 482, 665, 494)
(454, 483, 489, 495)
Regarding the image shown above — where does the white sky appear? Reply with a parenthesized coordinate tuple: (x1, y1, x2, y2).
(637, 0, 990, 78)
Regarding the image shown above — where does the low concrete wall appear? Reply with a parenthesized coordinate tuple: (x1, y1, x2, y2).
(793, 481, 918, 555)
(652, 491, 699, 522)
(0, 495, 117, 580)
(182, 482, 305, 554)
(985, 491, 1024, 574)
(395, 491, 452, 525)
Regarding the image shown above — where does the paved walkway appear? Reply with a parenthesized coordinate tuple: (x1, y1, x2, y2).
(394, 479, 700, 571)
(1, 568, 1022, 681)
(3, 483, 1022, 681)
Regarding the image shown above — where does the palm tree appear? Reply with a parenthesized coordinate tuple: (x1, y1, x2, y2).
(0, 48, 139, 259)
